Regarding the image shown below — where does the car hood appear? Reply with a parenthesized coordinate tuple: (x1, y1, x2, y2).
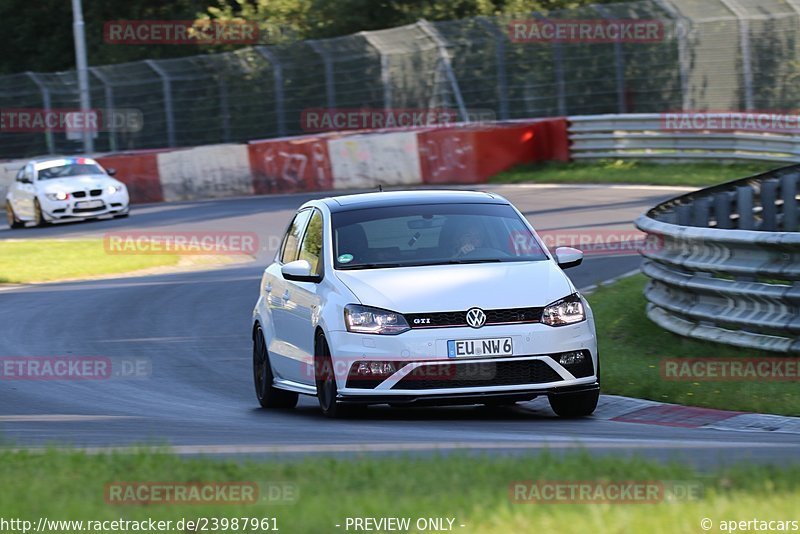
(38, 175, 120, 193)
(334, 261, 576, 313)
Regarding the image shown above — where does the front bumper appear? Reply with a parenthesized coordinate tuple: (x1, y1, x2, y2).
(326, 320, 598, 400)
(40, 192, 129, 221)
(338, 383, 600, 407)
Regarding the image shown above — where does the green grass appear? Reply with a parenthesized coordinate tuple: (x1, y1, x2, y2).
(491, 160, 781, 187)
(588, 274, 799, 416)
(0, 450, 798, 533)
(0, 240, 181, 283)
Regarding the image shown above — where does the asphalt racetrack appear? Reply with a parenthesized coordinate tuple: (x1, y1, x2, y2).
(2, 184, 798, 467)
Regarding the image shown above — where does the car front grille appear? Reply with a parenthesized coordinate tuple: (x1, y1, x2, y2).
(406, 307, 543, 328)
(73, 204, 106, 213)
(71, 190, 104, 200)
(391, 359, 562, 390)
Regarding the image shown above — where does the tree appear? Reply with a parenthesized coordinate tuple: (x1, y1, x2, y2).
(1, 0, 630, 75)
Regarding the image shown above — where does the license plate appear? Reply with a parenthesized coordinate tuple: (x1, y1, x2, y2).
(75, 200, 103, 208)
(447, 337, 513, 358)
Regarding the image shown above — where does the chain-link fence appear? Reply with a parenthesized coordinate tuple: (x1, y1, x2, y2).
(2, 0, 799, 159)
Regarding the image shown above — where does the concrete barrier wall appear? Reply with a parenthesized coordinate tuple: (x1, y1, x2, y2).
(329, 131, 422, 189)
(248, 135, 334, 194)
(416, 121, 568, 184)
(156, 144, 254, 202)
(4, 118, 569, 206)
(96, 152, 164, 203)
(0, 159, 28, 206)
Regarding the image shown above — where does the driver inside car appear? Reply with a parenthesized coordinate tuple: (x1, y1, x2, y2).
(454, 222, 488, 257)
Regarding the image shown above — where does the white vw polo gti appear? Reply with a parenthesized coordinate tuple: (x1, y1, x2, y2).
(6, 157, 129, 228)
(252, 191, 599, 418)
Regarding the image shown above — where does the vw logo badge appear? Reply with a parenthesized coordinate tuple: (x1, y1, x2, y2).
(466, 308, 486, 328)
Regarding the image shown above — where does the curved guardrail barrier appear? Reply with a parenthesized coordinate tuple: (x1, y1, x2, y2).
(569, 114, 800, 164)
(634, 165, 800, 353)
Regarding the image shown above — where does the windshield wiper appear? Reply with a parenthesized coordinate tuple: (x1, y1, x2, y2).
(440, 258, 503, 264)
(337, 263, 406, 270)
(338, 258, 505, 270)
(407, 258, 505, 266)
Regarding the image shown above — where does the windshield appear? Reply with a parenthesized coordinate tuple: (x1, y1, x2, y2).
(332, 203, 548, 270)
(37, 163, 105, 180)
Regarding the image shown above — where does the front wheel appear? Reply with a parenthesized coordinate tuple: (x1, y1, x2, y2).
(5, 202, 24, 229)
(315, 333, 363, 418)
(253, 326, 298, 409)
(33, 198, 48, 227)
(548, 389, 599, 418)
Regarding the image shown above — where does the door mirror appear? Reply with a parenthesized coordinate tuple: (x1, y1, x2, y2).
(555, 247, 583, 269)
(106, 168, 117, 176)
(281, 259, 321, 283)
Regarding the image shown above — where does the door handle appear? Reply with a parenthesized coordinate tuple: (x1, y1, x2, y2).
(264, 282, 272, 293)
(282, 290, 291, 302)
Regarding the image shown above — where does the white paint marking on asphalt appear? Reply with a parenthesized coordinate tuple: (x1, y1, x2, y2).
(0, 275, 260, 294)
(0, 415, 137, 422)
(96, 335, 241, 343)
(0, 284, 27, 292)
(8, 439, 794, 456)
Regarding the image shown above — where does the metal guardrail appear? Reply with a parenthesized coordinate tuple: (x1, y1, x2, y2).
(634, 165, 800, 353)
(570, 114, 800, 163)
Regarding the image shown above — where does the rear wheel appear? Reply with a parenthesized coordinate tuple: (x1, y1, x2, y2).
(5, 202, 23, 229)
(548, 389, 599, 418)
(253, 326, 298, 409)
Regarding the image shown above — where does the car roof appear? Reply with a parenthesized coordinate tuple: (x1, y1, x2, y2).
(320, 190, 507, 212)
(29, 157, 99, 171)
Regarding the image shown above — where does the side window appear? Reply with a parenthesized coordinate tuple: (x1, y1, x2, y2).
(24, 165, 34, 182)
(15, 168, 24, 182)
(298, 210, 324, 275)
(280, 210, 312, 264)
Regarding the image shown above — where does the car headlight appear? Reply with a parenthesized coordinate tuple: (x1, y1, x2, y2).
(344, 304, 410, 335)
(106, 185, 124, 195)
(542, 293, 586, 326)
(45, 191, 69, 201)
